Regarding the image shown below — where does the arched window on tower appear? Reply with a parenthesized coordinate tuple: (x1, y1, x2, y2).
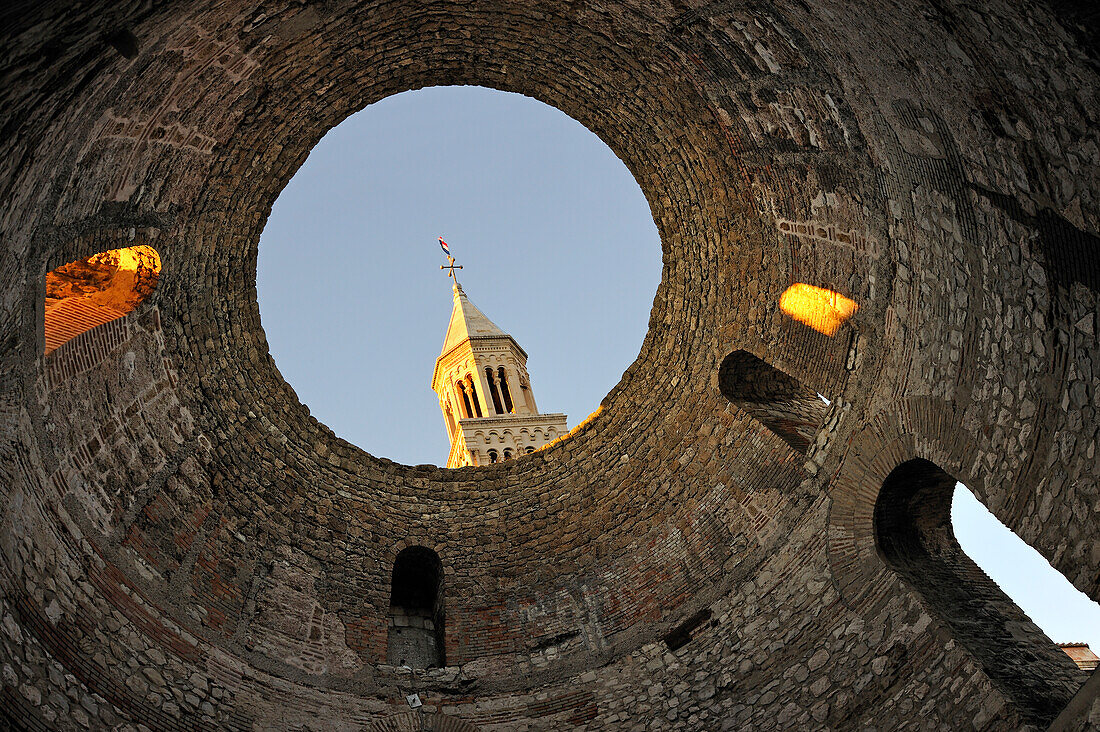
(718, 350, 827, 453)
(503, 448, 513, 461)
(457, 381, 473, 418)
(498, 367, 514, 413)
(487, 449, 498, 464)
(465, 375, 483, 417)
(485, 366, 504, 414)
(525, 446, 534, 454)
(44, 245, 161, 355)
(387, 546, 445, 668)
(443, 402, 456, 434)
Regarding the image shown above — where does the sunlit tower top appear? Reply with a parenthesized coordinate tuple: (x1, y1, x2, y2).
(431, 254, 567, 468)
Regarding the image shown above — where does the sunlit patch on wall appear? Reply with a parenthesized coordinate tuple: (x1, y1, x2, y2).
(779, 283, 857, 336)
(45, 245, 161, 355)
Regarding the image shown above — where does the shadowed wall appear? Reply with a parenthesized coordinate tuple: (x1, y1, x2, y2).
(1, 0, 1098, 729)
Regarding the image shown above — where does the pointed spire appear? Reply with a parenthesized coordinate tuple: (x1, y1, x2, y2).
(441, 283, 508, 355)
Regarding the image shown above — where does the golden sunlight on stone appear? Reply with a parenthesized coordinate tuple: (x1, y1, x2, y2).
(45, 245, 161, 354)
(779, 283, 857, 336)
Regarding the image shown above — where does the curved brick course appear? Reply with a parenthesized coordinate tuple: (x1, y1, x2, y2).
(2, 0, 1098, 729)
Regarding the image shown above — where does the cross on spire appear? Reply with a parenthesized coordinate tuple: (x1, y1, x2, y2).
(438, 238, 462, 286)
(440, 255, 463, 286)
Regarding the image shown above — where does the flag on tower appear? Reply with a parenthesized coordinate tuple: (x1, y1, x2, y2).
(439, 237, 451, 256)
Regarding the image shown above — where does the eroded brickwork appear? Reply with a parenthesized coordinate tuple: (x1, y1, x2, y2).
(1, 0, 1098, 729)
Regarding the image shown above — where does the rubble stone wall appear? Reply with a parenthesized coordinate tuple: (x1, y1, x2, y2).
(1, 0, 1097, 729)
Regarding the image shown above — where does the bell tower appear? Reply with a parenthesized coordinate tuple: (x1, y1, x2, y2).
(431, 282, 568, 468)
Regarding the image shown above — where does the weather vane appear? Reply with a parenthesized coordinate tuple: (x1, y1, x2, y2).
(438, 236, 462, 285)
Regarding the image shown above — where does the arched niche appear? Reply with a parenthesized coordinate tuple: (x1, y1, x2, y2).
(718, 349, 827, 453)
(874, 458, 1084, 727)
(387, 546, 445, 668)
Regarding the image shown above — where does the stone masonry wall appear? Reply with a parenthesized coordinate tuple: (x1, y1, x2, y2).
(1, 0, 1098, 729)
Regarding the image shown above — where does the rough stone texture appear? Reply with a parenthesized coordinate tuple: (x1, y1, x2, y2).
(1, 0, 1098, 729)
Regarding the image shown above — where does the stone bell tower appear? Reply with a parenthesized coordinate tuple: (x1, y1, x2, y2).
(431, 282, 568, 468)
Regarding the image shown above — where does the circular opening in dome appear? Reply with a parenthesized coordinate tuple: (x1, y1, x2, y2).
(258, 86, 661, 466)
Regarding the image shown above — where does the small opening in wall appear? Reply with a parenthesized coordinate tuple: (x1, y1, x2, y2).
(874, 459, 1088, 726)
(662, 608, 712, 652)
(105, 28, 140, 59)
(718, 350, 827, 453)
(44, 245, 160, 355)
(387, 546, 445, 668)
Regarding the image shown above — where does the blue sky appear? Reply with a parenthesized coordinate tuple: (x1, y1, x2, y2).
(257, 86, 1098, 652)
(257, 86, 660, 466)
(953, 485, 1100, 649)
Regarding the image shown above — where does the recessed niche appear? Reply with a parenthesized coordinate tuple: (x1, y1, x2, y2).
(718, 350, 827, 453)
(388, 546, 445, 668)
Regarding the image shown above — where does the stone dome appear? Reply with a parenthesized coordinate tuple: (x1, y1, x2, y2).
(1, 0, 1098, 729)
